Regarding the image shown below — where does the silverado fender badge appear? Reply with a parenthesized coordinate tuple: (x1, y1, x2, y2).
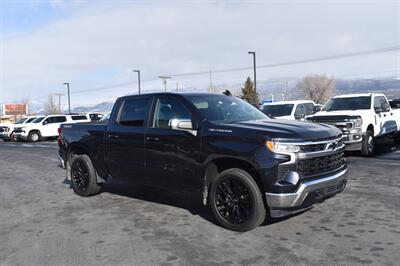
(209, 128, 232, 133)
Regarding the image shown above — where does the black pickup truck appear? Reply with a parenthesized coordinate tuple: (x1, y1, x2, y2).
(59, 93, 348, 231)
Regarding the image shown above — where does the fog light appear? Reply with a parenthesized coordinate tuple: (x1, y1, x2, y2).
(353, 135, 361, 140)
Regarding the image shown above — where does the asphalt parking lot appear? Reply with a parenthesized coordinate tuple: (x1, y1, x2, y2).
(0, 140, 399, 266)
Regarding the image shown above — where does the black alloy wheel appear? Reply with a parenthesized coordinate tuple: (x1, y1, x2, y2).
(215, 177, 252, 224)
(209, 168, 266, 232)
(71, 159, 90, 192)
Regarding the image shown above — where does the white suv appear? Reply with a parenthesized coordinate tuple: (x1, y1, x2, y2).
(13, 114, 90, 142)
(260, 100, 318, 120)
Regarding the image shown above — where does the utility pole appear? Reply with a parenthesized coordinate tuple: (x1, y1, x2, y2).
(133, 69, 141, 94)
(248, 51, 257, 91)
(285, 80, 288, 101)
(209, 70, 213, 93)
(271, 94, 274, 102)
(54, 93, 64, 114)
(63, 82, 71, 114)
(176, 82, 179, 91)
(158, 76, 171, 92)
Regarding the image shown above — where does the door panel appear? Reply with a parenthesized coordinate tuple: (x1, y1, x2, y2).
(145, 97, 201, 191)
(106, 97, 151, 181)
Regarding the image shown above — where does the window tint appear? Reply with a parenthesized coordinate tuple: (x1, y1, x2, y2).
(262, 104, 294, 117)
(45, 116, 67, 124)
(25, 117, 36, 123)
(89, 114, 103, 121)
(119, 98, 149, 127)
(33, 117, 45, 123)
(373, 96, 382, 109)
(324, 97, 371, 111)
(71, 115, 88, 121)
(294, 104, 305, 115)
(153, 98, 191, 129)
(304, 103, 315, 115)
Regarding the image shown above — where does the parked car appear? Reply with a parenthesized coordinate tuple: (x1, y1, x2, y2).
(260, 100, 319, 120)
(0, 116, 44, 141)
(86, 112, 105, 121)
(59, 92, 347, 231)
(14, 114, 90, 142)
(307, 93, 400, 156)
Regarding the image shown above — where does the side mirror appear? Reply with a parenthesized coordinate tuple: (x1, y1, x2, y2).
(374, 107, 382, 114)
(382, 103, 390, 112)
(42, 121, 48, 125)
(313, 106, 322, 113)
(294, 113, 305, 120)
(169, 119, 197, 135)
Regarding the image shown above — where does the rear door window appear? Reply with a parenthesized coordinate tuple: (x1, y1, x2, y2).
(71, 115, 88, 121)
(118, 98, 150, 127)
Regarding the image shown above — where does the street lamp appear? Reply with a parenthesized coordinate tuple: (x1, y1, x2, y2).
(158, 76, 171, 92)
(133, 69, 141, 95)
(248, 51, 257, 91)
(63, 82, 71, 114)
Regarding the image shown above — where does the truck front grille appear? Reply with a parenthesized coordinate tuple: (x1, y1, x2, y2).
(13, 128, 23, 133)
(297, 151, 345, 176)
(0, 127, 5, 133)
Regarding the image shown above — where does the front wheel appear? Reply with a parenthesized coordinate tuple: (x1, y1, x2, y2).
(361, 130, 374, 156)
(209, 168, 266, 232)
(70, 154, 101, 197)
(28, 131, 41, 142)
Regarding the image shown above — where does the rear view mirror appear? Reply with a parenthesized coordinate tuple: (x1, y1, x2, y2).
(169, 119, 197, 135)
(294, 113, 305, 120)
(382, 103, 390, 112)
(313, 106, 322, 113)
(374, 107, 382, 114)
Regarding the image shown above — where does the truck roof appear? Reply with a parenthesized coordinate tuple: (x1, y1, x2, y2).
(119, 92, 222, 100)
(264, 100, 315, 105)
(332, 93, 385, 98)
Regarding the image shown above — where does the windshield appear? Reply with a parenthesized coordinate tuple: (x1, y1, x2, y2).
(187, 95, 268, 124)
(323, 96, 371, 111)
(261, 104, 294, 117)
(32, 117, 45, 123)
(99, 113, 110, 122)
(25, 117, 36, 123)
(14, 118, 28, 124)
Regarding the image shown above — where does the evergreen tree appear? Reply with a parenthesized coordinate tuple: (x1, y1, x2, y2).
(240, 77, 260, 107)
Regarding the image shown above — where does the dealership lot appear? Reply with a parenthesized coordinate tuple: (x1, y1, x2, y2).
(0, 141, 399, 266)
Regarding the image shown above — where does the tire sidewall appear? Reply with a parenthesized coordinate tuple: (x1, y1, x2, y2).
(70, 155, 98, 197)
(209, 169, 265, 231)
(362, 130, 374, 156)
(29, 131, 41, 142)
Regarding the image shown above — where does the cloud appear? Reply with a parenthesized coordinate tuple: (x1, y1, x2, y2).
(1, 1, 399, 106)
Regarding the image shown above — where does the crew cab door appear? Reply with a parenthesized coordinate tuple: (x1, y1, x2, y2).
(41, 116, 67, 137)
(106, 96, 151, 181)
(145, 96, 201, 191)
(373, 96, 397, 136)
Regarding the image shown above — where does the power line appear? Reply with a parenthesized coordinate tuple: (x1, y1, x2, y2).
(31, 45, 400, 100)
(167, 45, 400, 77)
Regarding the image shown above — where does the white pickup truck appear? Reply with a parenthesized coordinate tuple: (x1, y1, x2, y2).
(307, 93, 400, 156)
(260, 100, 321, 120)
(13, 114, 90, 142)
(0, 116, 44, 141)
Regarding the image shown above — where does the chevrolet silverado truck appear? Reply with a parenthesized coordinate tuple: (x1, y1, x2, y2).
(59, 93, 347, 231)
(307, 93, 400, 156)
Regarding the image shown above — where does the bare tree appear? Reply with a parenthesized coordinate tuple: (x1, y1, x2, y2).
(44, 95, 59, 115)
(297, 74, 336, 104)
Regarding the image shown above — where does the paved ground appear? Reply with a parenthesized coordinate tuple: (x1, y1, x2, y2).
(0, 140, 399, 266)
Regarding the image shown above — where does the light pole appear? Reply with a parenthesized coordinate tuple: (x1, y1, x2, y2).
(133, 69, 141, 94)
(159, 76, 171, 92)
(248, 51, 256, 91)
(54, 93, 64, 114)
(63, 82, 71, 114)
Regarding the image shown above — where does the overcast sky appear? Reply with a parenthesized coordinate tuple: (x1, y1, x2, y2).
(0, 0, 399, 108)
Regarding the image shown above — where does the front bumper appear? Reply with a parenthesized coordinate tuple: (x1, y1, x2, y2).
(13, 132, 28, 141)
(0, 132, 11, 139)
(265, 168, 348, 217)
(343, 132, 363, 151)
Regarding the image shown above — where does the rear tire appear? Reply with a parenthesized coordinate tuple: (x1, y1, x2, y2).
(361, 130, 374, 156)
(70, 154, 101, 197)
(209, 168, 266, 232)
(28, 131, 41, 142)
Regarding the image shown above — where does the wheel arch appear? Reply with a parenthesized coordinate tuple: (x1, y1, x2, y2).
(202, 157, 264, 205)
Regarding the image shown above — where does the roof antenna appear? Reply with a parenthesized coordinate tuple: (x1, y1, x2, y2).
(223, 90, 232, 96)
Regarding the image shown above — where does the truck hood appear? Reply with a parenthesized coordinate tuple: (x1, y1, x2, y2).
(311, 110, 371, 118)
(230, 119, 341, 141)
